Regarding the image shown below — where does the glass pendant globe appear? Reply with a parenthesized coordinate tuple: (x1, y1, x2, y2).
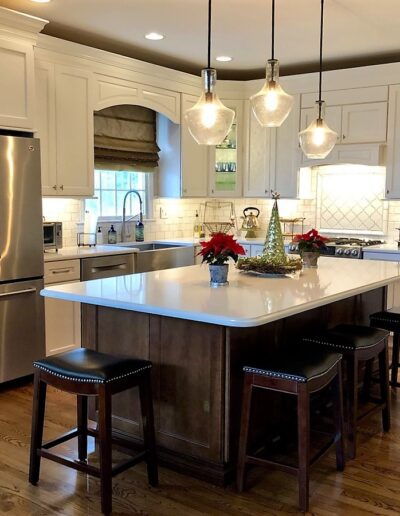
(298, 117, 338, 159)
(184, 69, 235, 145)
(250, 60, 293, 127)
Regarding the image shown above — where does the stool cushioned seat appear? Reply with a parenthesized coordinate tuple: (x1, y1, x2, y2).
(302, 324, 389, 351)
(370, 309, 400, 333)
(34, 348, 152, 384)
(243, 348, 342, 383)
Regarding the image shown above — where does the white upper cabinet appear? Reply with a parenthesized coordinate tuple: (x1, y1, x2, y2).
(386, 84, 400, 199)
(0, 7, 47, 130)
(244, 94, 301, 199)
(341, 102, 387, 143)
(0, 39, 35, 130)
(36, 60, 95, 196)
(181, 94, 208, 197)
(300, 105, 342, 142)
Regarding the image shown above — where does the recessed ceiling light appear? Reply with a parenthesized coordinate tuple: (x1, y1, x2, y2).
(31, 0, 52, 3)
(145, 32, 165, 41)
(216, 56, 233, 62)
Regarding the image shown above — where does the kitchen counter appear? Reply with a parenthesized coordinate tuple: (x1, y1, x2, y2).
(114, 236, 268, 247)
(40, 256, 394, 485)
(41, 257, 400, 327)
(43, 245, 138, 262)
(362, 243, 400, 253)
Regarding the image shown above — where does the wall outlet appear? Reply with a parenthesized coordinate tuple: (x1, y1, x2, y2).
(160, 206, 168, 219)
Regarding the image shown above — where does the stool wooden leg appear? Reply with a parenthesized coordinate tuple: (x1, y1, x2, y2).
(237, 374, 253, 493)
(297, 384, 310, 513)
(345, 357, 358, 460)
(361, 359, 373, 403)
(98, 385, 112, 515)
(332, 366, 345, 472)
(29, 371, 47, 485)
(378, 343, 391, 432)
(139, 371, 158, 487)
(391, 332, 400, 387)
(77, 395, 88, 462)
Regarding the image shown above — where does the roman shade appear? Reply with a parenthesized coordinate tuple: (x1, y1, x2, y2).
(94, 105, 160, 171)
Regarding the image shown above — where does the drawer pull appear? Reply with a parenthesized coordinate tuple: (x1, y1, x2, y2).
(0, 287, 36, 298)
(51, 268, 73, 274)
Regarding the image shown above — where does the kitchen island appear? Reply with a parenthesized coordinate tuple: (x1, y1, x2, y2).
(41, 258, 400, 484)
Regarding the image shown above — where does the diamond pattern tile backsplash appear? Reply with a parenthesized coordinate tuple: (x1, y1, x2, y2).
(317, 165, 386, 234)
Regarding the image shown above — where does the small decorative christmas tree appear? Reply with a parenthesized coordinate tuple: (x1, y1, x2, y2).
(263, 192, 287, 264)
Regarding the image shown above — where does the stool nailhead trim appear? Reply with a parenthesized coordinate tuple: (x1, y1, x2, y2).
(302, 336, 387, 351)
(370, 316, 400, 325)
(33, 363, 152, 384)
(243, 360, 339, 383)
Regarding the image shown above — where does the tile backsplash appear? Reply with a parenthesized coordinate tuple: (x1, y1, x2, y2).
(43, 165, 400, 247)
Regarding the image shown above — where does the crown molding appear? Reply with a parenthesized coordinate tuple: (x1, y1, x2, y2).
(0, 6, 47, 42)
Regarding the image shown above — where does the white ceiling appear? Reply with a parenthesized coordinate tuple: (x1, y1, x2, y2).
(0, 0, 399, 79)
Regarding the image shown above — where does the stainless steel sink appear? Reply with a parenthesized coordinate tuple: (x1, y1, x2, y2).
(121, 242, 195, 273)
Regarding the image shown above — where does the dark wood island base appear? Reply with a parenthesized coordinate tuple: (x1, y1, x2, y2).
(81, 287, 386, 486)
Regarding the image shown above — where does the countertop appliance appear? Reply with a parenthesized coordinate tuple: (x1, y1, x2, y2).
(43, 221, 63, 251)
(0, 135, 45, 383)
(289, 238, 385, 259)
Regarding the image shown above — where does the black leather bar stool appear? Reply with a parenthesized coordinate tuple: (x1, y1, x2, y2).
(237, 348, 344, 513)
(302, 325, 390, 459)
(29, 348, 158, 515)
(370, 309, 400, 387)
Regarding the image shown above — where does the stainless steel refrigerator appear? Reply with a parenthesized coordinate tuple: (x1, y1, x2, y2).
(0, 135, 45, 383)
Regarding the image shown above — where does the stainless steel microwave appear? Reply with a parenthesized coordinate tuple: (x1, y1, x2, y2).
(43, 222, 63, 251)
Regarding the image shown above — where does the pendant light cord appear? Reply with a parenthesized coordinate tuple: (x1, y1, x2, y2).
(271, 0, 275, 60)
(318, 0, 325, 119)
(207, 0, 212, 69)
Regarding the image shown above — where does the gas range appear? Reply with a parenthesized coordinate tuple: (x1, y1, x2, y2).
(288, 238, 385, 259)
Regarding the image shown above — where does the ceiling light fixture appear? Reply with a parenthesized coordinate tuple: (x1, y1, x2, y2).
(184, 0, 234, 145)
(298, 0, 337, 159)
(216, 56, 232, 62)
(31, 0, 51, 3)
(250, 0, 293, 127)
(145, 32, 164, 41)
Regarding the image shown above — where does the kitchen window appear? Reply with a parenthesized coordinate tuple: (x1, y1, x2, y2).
(85, 169, 153, 220)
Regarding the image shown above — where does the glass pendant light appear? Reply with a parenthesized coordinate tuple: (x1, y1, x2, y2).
(299, 0, 337, 159)
(184, 0, 235, 145)
(250, 0, 293, 127)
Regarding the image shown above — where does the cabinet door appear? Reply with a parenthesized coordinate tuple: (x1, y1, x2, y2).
(35, 60, 57, 195)
(45, 283, 81, 356)
(243, 103, 273, 197)
(386, 85, 400, 199)
(181, 94, 208, 197)
(209, 99, 243, 197)
(272, 94, 301, 198)
(0, 39, 34, 130)
(342, 102, 387, 143)
(55, 65, 94, 196)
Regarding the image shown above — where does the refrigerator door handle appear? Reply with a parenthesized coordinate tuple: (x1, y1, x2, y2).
(0, 287, 37, 298)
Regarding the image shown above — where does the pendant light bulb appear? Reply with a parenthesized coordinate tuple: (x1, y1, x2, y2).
(251, 59, 293, 127)
(184, 69, 235, 145)
(298, 102, 337, 159)
(299, 0, 337, 159)
(184, 0, 235, 145)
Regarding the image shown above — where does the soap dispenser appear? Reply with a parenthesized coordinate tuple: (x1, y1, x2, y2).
(108, 225, 117, 244)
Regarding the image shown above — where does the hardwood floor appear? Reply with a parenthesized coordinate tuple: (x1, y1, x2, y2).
(0, 381, 399, 515)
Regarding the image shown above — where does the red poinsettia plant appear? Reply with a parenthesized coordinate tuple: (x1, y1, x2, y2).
(198, 232, 246, 265)
(293, 229, 329, 253)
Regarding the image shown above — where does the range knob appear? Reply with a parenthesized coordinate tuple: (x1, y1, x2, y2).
(344, 249, 351, 256)
(351, 249, 359, 257)
(290, 245, 297, 252)
(336, 248, 343, 255)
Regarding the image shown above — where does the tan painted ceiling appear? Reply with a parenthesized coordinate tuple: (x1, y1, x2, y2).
(0, 0, 399, 80)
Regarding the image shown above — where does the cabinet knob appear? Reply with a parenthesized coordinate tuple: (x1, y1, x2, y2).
(53, 185, 57, 190)
(387, 189, 390, 195)
(59, 185, 64, 190)
(342, 134, 346, 140)
(211, 189, 214, 194)
(183, 189, 187, 193)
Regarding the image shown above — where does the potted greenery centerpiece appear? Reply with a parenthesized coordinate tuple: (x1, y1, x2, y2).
(293, 229, 329, 268)
(198, 232, 246, 286)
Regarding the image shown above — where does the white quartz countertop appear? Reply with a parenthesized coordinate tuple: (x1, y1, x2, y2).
(114, 237, 267, 247)
(362, 244, 400, 253)
(43, 245, 138, 262)
(41, 257, 400, 328)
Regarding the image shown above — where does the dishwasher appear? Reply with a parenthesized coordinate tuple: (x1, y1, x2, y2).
(81, 253, 135, 281)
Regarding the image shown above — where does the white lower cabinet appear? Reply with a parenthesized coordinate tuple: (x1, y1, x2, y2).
(363, 252, 400, 309)
(44, 259, 81, 356)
